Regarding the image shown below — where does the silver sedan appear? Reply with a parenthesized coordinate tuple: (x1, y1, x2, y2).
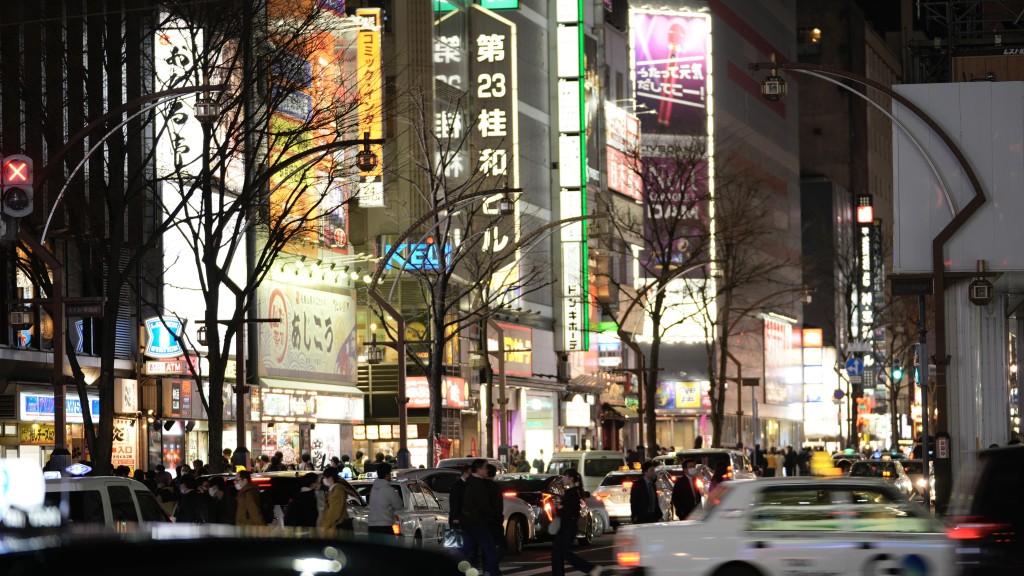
(348, 479, 450, 549)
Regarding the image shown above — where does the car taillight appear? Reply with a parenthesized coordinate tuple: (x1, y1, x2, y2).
(617, 551, 641, 567)
(542, 494, 554, 521)
(948, 518, 1011, 540)
(504, 491, 517, 497)
(622, 481, 633, 490)
(392, 515, 401, 535)
(594, 493, 609, 501)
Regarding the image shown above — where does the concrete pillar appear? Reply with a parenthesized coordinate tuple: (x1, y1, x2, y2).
(946, 284, 1010, 482)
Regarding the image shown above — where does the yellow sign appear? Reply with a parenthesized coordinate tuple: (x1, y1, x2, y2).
(355, 8, 384, 206)
(20, 423, 56, 445)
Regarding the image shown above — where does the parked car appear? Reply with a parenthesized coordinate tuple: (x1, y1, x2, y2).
(348, 479, 449, 549)
(847, 459, 914, 499)
(949, 444, 1023, 576)
(494, 473, 597, 546)
(545, 450, 627, 493)
(614, 477, 954, 576)
(396, 467, 537, 555)
(44, 476, 169, 526)
(591, 470, 674, 527)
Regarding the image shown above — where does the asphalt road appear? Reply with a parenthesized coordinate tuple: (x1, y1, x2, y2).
(500, 533, 617, 576)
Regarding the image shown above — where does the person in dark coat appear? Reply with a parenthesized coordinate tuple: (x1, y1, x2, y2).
(670, 461, 700, 520)
(551, 469, 597, 576)
(459, 459, 501, 576)
(784, 446, 798, 477)
(629, 461, 662, 524)
(448, 465, 471, 527)
(485, 464, 505, 552)
(173, 476, 209, 523)
(206, 477, 237, 524)
(285, 473, 321, 527)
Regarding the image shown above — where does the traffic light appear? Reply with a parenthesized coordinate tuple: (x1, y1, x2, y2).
(892, 362, 904, 382)
(1, 154, 33, 218)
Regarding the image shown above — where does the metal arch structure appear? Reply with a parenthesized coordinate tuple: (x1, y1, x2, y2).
(748, 60, 989, 474)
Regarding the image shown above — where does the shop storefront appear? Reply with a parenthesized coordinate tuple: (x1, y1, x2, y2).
(15, 387, 100, 467)
(654, 379, 712, 450)
(353, 423, 429, 468)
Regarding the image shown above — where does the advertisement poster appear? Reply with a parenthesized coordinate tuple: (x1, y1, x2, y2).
(112, 418, 138, 473)
(259, 281, 358, 383)
(655, 380, 710, 411)
(764, 317, 800, 405)
(310, 423, 340, 470)
(631, 10, 710, 137)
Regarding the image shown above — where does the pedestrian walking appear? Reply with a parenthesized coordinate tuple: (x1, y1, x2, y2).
(448, 465, 471, 528)
(459, 459, 502, 576)
(784, 446, 798, 476)
(235, 470, 264, 526)
(206, 477, 237, 524)
(629, 461, 662, 524)
(485, 464, 505, 555)
(773, 449, 785, 477)
(551, 469, 599, 576)
(367, 462, 403, 539)
(670, 460, 700, 520)
(155, 472, 178, 517)
(707, 461, 729, 493)
(173, 476, 209, 523)
(284, 472, 321, 528)
(317, 468, 354, 534)
(532, 450, 545, 473)
(297, 453, 315, 471)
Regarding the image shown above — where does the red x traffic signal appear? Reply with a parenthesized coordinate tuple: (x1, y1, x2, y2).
(1, 155, 33, 218)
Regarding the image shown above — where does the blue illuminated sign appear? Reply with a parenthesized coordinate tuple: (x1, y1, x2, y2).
(20, 393, 101, 423)
(144, 317, 185, 358)
(384, 243, 451, 271)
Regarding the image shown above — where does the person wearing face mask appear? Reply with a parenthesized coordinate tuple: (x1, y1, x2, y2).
(235, 470, 264, 526)
(318, 467, 353, 535)
(172, 476, 209, 523)
(284, 473, 321, 528)
(671, 459, 700, 520)
(206, 477, 237, 524)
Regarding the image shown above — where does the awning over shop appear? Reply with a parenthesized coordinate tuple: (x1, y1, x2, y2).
(567, 374, 608, 395)
(260, 378, 362, 397)
(602, 403, 638, 420)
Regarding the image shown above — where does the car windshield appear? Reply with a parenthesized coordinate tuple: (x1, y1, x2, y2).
(584, 458, 625, 477)
(850, 462, 899, 478)
(599, 474, 640, 486)
(495, 477, 554, 492)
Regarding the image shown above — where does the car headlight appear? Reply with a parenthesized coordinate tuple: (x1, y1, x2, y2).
(916, 478, 928, 488)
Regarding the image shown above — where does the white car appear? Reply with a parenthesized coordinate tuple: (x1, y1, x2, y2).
(614, 477, 954, 576)
(591, 470, 674, 527)
(44, 476, 170, 526)
(348, 479, 449, 549)
(398, 467, 538, 555)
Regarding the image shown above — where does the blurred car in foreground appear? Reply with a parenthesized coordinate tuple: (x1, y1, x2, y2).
(847, 459, 914, 499)
(614, 477, 954, 576)
(348, 479, 448, 549)
(494, 473, 597, 545)
(396, 467, 537, 554)
(591, 470, 673, 527)
(0, 525, 464, 576)
(949, 445, 1023, 576)
(435, 457, 506, 474)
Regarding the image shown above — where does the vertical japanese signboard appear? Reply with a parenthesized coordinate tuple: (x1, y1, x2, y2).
(433, 23, 469, 184)
(605, 102, 642, 202)
(154, 17, 203, 178)
(557, 0, 588, 352)
(356, 8, 385, 207)
(470, 6, 520, 269)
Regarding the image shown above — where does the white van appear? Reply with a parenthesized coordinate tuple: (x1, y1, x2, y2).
(545, 450, 627, 493)
(44, 476, 170, 526)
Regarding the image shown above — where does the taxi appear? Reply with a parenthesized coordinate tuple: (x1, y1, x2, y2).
(614, 477, 954, 576)
(348, 479, 450, 549)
